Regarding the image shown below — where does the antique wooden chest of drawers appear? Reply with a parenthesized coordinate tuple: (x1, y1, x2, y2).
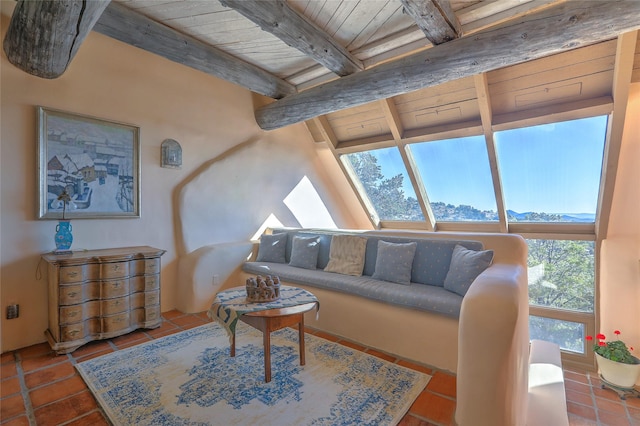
(42, 246, 166, 354)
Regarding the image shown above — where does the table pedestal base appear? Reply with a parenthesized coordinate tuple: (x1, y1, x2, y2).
(230, 303, 315, 383)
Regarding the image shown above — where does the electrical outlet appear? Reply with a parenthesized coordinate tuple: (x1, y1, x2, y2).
(6, 304, 19, 319)
(212, 275, 220, 286)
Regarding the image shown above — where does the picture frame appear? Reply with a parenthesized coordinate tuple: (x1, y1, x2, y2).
(38, 106, 141, 219)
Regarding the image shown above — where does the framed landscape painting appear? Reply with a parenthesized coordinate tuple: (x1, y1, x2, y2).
(38, 107, 141, 219)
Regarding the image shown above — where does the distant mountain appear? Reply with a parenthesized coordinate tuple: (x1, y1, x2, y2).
(506, 209, 595, 223)
(407, 203, 595, 222)
(506, 210, 530, 220)
(431, 202, 498, 221)
(559, 213, 596, 222)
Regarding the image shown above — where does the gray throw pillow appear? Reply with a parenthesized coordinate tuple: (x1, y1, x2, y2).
(444, 244, 494, 296)
(372, 240, 417, 285)
(289, 236, 320, 270)
(255, 233, 287, 263)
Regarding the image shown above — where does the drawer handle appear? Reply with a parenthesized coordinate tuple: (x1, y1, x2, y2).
(69, 311, 78, 317)
(67, 330, 79, 337)
(68, 292, 78, 298)
(113, 265, 120, 271)
(115, 317, 126, 323)
(67, 271, 78, 278)
(112, 282, 120, 289)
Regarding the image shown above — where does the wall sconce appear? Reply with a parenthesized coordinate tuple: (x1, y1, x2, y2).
(161, 138, 182, 169)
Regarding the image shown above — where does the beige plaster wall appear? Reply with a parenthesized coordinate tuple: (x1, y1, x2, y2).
(599, 82, 640, 365)
(0, 5, 367, 352)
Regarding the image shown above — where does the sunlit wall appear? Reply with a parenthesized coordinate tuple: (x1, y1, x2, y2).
(0, 3, 366, 351)
(599, 82, 640, 370)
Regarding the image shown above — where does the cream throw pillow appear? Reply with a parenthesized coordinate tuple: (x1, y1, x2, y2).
(324, 235, 368, 276)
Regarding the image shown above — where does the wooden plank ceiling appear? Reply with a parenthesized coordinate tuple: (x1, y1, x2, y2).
(117, 0, 462, 87)
(311, 39, 619, 150)
(110, 0, 637, 132)
(3, 0, 640, 133)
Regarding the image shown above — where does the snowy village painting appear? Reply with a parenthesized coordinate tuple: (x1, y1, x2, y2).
(38, 107, 140, 219)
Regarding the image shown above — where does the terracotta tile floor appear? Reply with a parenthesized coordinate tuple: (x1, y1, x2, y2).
(1, 311, 638, 426)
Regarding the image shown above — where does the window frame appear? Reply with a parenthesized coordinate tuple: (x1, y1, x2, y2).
(521, 232, 598, 370)
(335, 107, 610, 371)
(529, 306, 596, 370)
(407, 134, 499, 223)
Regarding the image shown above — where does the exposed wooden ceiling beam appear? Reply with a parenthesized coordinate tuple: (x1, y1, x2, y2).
(218, 0, 363, 77)
(473, 73, 508, 233)
(93, 1, 295, 99)
(3, 0, 111, 79)
(380, 99, 404, 141)
(400, 0, 461, 45)
(255, 1, 640, 130)
(290, 1, 560, 90)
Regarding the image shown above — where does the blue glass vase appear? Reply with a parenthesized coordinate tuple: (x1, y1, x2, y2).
(55, 220, 73, 252)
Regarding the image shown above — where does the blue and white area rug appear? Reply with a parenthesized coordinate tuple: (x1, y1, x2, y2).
(76, 323, 430, 425)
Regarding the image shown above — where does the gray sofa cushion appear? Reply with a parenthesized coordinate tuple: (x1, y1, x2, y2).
(362, 236, 484, 286)
(255, 233, 287, 263)
(371, 240, 417, 285)
(251, 229, 490, 318)
(444, 244, 494, 296)
(283, 230, 334, 269)
(289, 236, 320, 270)
(243, 261, 464, 318)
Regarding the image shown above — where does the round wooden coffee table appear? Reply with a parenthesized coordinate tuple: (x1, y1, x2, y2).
(232, 302, 317, 383)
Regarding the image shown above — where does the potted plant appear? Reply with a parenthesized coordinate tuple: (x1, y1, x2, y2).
(586, 330, 640, 389)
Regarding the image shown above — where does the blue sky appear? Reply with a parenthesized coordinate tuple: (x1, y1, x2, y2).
(368, 115, 608, 214)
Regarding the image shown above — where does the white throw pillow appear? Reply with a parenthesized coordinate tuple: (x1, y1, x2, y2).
(324, 235, 367, 276)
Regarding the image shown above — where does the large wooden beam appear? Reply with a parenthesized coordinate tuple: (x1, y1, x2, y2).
(3, 0, 111, 79)
(400, 0, 461, 45)
(219, 0, 363, 77)
(473, 73, 508, 233)
(256, 1, 640, 130)
(93, 2, 295, 99)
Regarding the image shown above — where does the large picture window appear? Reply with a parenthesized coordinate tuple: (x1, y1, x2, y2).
(342, 148, 423, 221)
(409, 135, 497, 221)
(527, 238, 595, 357)
(527, 239, 595, 312)
(336, 110, 609, 369)
(494, 116, 607, 223)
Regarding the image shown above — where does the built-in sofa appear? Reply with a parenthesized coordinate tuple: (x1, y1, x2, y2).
(238, 228, 531, 426)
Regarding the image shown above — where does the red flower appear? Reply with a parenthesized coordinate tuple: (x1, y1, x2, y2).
(587, 329, 635, 364)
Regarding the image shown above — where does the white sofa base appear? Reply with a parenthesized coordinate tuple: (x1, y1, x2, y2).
(236, 275, 461, 372)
